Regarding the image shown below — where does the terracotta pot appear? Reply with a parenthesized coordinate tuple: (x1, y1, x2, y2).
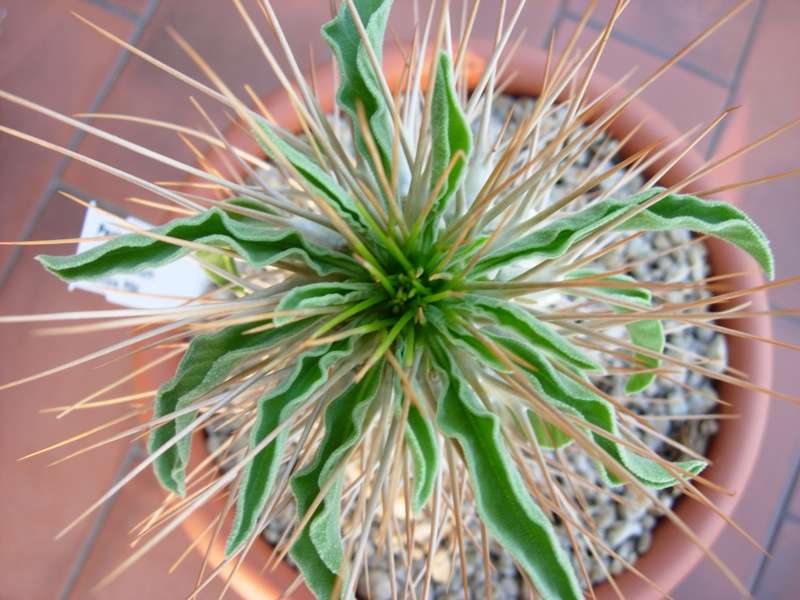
(149, 43, 771, 599)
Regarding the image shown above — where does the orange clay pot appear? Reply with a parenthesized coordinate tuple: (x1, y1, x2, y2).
(141, 42, 770, 600)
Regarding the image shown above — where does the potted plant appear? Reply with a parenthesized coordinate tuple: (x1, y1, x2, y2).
(0, 0, 790, 598)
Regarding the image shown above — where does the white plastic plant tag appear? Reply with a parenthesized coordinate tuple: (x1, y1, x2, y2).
(69, 204, 213, 309)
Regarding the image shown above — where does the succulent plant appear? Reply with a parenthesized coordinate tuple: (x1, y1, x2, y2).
(1, 0, 790, 599)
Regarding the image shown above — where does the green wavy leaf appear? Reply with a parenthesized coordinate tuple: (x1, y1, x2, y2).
(429, 51, 472, 223)
(405, 402, 439, 512)
(37, 207, 362, 281)
(567, 269, 664, 394)
(493, 335, 706, 488)
(148, 317, 320, 496)
(454, 294, 603, 372)
(226, 338, 356, 555)
(289, 359, 384, 599)
(431, 341, 582, 600)
(276, 281, 383, 325)
(322, 0, 394, 179)
(475, 188, 774, 278)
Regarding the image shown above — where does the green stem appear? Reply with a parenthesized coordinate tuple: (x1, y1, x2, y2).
(405, 324, 416, 369)
(357, 309, 415, 381)
(311, 296, 388, 339)
(422, 289, 462, 304)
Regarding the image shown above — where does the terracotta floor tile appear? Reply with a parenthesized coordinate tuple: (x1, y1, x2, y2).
(0, 194, 140, 599)
(2, 1, 800, 598)
(63, 461, 234, 600)
(751, 518, 800, 600)
(708, 0, 800, 312)
(0, 0, 136, 279)
(59, 0, 341, 214)
(0, 190, 236, 598)
(566, 0, 756, 85)
(85, 0, 155, 18)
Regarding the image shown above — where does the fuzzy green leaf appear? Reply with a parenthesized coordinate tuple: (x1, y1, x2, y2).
(475, 189, 774, 278)
(425, 304, 508, 371)
(405, 403, 439, 512)
(473, 195, 647, 274)
(527, 412, 575, 450)
(148, 317, 320, 496)
(37, 208, 362, 281)
(431, 341, 582, 600)
(289, 360, 384, 599)
(443, 234, 490, 270)
(226, 338, 356, 556)
(568, 269, 664, 394)
(621, 190, 774, 279)
(322, 0, 394, 179)
(254, 118, 370, 234)
(196, 250, 239, 289)
(388, 334, 438, 512)
(429, 51, 472, 221)
(454, 294, 603, 372)
(493, 336, 706, 488)
(276, 281, 383, 325)
(429, 309, 577, 450)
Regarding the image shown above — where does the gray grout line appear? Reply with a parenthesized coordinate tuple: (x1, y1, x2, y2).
(83, 0, 142, 22)
(769, 304, 800, 329)
(57, 442, 148, 600)
(748, 448, 800, 593)
(543, 0, 571, 48)
(0, 0, 162, 291)
(705, 0, 767, 160)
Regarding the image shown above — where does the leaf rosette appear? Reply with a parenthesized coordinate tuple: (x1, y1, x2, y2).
(35, 1, 776, 598)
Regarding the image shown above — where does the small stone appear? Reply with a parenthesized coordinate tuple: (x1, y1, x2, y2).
(637, 529, 654, 554)
(665, 389, 689, 416)
(606, 520, 643, 548)
(617, 539, 637, 565)
(495, 551, 516, 577)
(430, 549, 453, 584)
(642, 431, 665, 453)
(668, 229, 692, 246)
(690, 251, 708, 282)
(592, 502, 617, 530)
(695, 324, 716, 343)
(499, 577, 520, 598)
(660, 493, 676, 511)
(410, 545, 426, 562)
(705, 333, 727, 373)
(687, 369, 706, 389)
(653, 232, 672, 251)
(618, 496, 648, 521)
(571, 554, 584, 580)
(609, 557, 625, 576)
(357, 568, 393, 600)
